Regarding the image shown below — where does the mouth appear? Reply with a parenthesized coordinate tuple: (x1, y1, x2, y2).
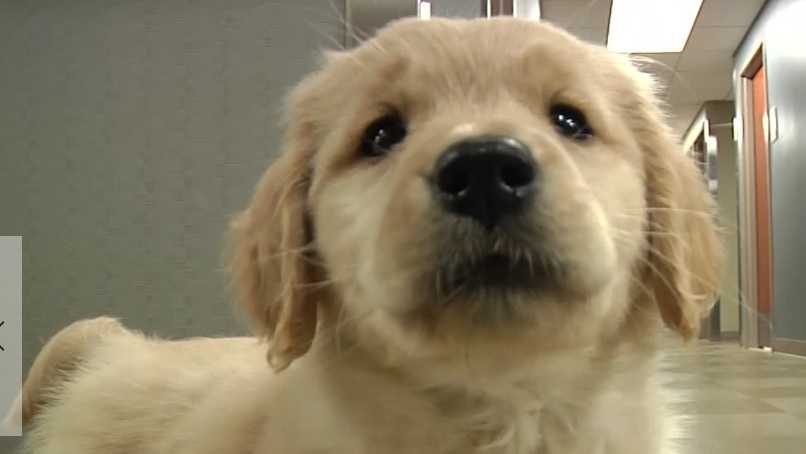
(438, 251, 557, 299)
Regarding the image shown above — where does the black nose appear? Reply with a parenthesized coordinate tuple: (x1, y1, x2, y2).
(434, 136, 537, 229)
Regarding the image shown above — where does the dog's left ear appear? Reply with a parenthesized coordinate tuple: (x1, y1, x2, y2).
(228, 75, 328, 371)
(229, 52, 352, 370)
(639, 107, 723, 340)
(229, 145, 318, 371)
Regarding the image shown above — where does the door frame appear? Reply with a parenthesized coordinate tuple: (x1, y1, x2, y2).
(736, 42, 773, 349)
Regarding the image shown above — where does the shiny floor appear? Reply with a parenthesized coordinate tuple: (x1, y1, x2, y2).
(661, 339, 806, 453)
(2, 340, 804, 454)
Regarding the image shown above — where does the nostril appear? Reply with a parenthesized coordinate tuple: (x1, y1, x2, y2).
(437, 154, 472, 197)
(439, 168, 470, 197)
(500, 161, 534, 190)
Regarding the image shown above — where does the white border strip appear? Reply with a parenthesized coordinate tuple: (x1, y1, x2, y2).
(0, 236, 22, 437)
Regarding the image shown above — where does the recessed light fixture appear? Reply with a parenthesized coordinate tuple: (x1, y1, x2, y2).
(607, 0, 703, 53)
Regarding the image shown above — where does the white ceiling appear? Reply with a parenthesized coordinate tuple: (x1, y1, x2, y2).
(541, 0, 767, 136)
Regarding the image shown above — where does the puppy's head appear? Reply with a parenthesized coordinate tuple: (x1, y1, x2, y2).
(230, 18, 721, 376)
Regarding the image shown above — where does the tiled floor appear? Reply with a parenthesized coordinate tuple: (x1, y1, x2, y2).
(660, 339, 806, 453)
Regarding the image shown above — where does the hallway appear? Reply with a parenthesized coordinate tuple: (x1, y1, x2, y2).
(662, 340, 806, 452)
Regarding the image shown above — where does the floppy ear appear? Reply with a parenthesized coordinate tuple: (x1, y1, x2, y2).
(228, 52, 351, 370)
(641, 115, 723, 340)
(228, 107, 319, 371)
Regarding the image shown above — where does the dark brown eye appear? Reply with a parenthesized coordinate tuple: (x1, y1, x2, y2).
(360, 113, 407, 158)
(550, 104, 593, 140)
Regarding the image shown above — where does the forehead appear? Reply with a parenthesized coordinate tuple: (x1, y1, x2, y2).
(347, 18, 605, 104)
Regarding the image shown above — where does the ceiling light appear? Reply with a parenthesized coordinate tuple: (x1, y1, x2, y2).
(607, 0, 703, 53)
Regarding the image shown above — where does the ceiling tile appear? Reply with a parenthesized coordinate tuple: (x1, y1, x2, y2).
(696, 0, 766, 27)
(685, 26, 747, 52)
(676, 49, 734, 72)
(666, 71, 732, 104)
(541, 0, 612, 29)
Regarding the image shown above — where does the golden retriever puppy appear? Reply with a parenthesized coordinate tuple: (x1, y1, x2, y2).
(13, 17, 720, 454)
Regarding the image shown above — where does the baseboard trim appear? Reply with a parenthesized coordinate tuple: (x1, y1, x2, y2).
(773, 337, 806, 357)
(719, 331, 740, 341)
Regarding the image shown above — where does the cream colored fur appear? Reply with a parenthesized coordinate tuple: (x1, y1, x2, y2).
(13, 18, 721, 454)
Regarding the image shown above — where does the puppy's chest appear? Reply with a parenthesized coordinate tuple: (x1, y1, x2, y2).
(425, 388, 548, 454)
(436, 391, 609, 454)
(457, 408, 544, 454)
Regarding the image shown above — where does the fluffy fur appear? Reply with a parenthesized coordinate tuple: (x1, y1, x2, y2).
(12, 18, 721, 454)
